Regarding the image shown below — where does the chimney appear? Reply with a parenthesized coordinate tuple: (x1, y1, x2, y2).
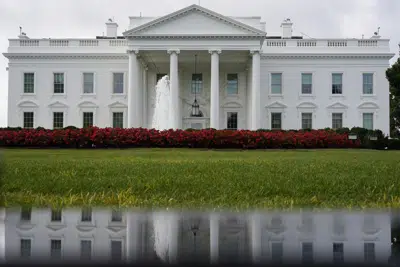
(281, 18, 293, 39)
(106, 18, 118, 38)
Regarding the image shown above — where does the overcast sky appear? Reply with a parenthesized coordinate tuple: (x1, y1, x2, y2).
(0, 0, 399, 127)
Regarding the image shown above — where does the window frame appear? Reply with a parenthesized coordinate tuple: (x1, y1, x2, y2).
(191, 73, 203, 95)
(111, 72, 125, 95)
(362, 73, 374, 95)
(82, 72, 96, 95)
(301, 242, 314, 264)
(112, 112, 124, 128)
(110, 239, 125, 262)
(22, 72, 35, 94)
(226, 111, 238, 130)
(333, 242, 344, 263)
(301, 73, 313, 95)
(331, 73, 343, 95)
(362, 112, 374, 130)
(82, 111, 94, 128)
(52, 112, 64, 129)
(226, 73, 239, 95)
(364, 242, 375, 262)
(53, 72, 66, 95)
(20, 238, 32, 259)
(270, 112, 282, 130)
(301, 112, 313, 130)
(80, 239, 93, 261)
(331, 112, 343, 129)
(23, 111, 35, 129)
(270, 73, 283, 95)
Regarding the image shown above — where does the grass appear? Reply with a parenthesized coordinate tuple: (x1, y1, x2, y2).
(1, 148, 400, 210)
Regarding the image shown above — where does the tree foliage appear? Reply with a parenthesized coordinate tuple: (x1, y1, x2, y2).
(386, 57, 400, 137)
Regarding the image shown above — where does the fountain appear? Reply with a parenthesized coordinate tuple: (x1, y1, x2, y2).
(150, 75, 172, 131)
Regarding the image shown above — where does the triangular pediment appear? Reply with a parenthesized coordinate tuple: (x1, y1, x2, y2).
(265, 101, 287, 109)
(124, 5, 265, 36)
(48, 101, 68, 108)
(17, 100, 39, 108)
(78, 101, 98, 108)
(108, 101, 127, 108)
(326, 102, 348, 109)
(297, 101, 318, 109)
(358, 101, 379, 109)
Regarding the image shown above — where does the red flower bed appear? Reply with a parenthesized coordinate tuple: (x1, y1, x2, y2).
(0, 127, 361, 149)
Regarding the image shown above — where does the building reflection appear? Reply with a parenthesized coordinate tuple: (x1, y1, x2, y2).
(1, 208, 393, 264)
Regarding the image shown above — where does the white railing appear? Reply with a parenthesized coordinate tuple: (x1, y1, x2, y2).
(10, 39, 128, 47)
(264, 39, 388, 49)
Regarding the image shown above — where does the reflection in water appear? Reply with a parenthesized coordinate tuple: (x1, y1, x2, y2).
(0, 207, 396, 265)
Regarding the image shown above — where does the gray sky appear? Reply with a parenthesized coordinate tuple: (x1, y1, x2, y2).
(0, 0, 399, 128)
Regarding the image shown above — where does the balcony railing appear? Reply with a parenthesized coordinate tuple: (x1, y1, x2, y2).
(9, 39, 128, 47)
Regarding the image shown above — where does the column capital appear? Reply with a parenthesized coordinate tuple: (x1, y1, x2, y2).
(167, 49, 180, 55)
(250, 49, 262, 55)
(209, 49, 222, 54)
(127, 49, 139, 55)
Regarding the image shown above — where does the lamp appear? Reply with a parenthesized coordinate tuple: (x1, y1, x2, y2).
(190, 54, 203, 117)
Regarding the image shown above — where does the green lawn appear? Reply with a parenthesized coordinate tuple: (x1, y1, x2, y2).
(1, 149, 400, 210)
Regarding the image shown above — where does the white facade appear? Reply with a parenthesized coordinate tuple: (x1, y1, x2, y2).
(3, 4, 395, 134)
(3, 208, 392, 264)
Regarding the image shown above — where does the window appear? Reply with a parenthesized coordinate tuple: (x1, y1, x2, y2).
(23, 112, 34, 129)
(301, 73, 312, 94)
(111, 240, 122, 261)
(191, 73, 203, 94)
(53, 73, 65, 94)
(83, 112, 94, 128)
(271, 113, 282, 130)
(83, 73, 94, 94)
(332, 113, 343, 129)
(271, 242, 283, 263)
(51, 209, 62, 222)
(271, 73, 282, 94)
(80, 240, 92, 260)
(364, 243, 375, 262)
(363, 113, 374, 130)
(112, 112, 124, 128)
(301, 113, 312, 129)
(227, 112, 238, 130)
(156, 73, 167, 83)
(332, 73, 343, 94)
(20, 239, 31, 258)
(81, 207, 92, 222)
(333, 243, 344, 263)
(363, 73, 373, 94)
(50, 240, 62, 259)
(23, 73, 34, 94)
(227, 74, 238, 95)
(53, 112, 64, 129)
(20, 207, 31, 221)
(111, 209, 122, 222)
(113, 73, 124, 94)
(302, 242, 313, 264)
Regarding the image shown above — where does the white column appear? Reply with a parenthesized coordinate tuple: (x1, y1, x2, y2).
(250, 213, 262, 263)
(209, 49, 221, 129)
(250, 50, 261, 130)
(127, 50, 142, 128)
(168, 49, 180, 129)
(210, 213, 219, 264)
(142, 66, 148, 128)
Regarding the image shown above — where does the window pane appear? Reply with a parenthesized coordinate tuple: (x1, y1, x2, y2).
(301, 113, 312, 129)
(81, 240, 92, 260)
(83, 73, 94, 94)
(363, 113, 373, 130)
(332, 74, 342, 94)
(113, 73, 124, 94)
(24, 73, 35, 93)
(23, 112, 34, 129)
(271, 113, 282, 130)
(191, 73, 203, 94)
(53, 112, 64, 129)
(112, 112, 124, 128)
(81, 207, 92, 222)
(302, 242, 313, 264)
(364, 243, 375, 262)
(333, 243, 344, 263)
(53, 73, 64, 94)
(20, 239, 31, 258)
(363, 73, 373, 94)
(271, 74, 282, 94)
(111, 241, 122, 261)
(50, 240, 62, 259)
(111, 209, 122, 222)
(227, 112, 238, 130)
(301, 73, 312, 94)
(332, 113, 343, 129)
(227, 73, 238, 95)
(51, 209, 62, 222)
(83, 112, 94, 128)
(21, 207, 31, 221)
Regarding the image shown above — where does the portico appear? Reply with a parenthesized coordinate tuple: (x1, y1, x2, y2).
(123, 4, 266, 130)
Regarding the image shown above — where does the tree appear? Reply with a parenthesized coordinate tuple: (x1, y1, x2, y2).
(386, 57, 400, 137)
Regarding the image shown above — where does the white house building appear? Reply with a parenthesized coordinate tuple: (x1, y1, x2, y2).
(3, 4, 395, 134)
(3, 208, 392, 264)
